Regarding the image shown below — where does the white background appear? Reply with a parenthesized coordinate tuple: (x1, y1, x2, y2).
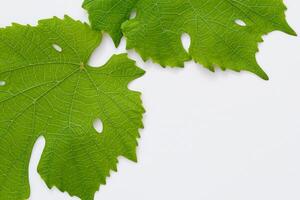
(1, 1, 300, 200)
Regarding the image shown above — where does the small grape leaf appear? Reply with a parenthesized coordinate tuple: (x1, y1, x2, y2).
(0, 16, 145, 200)
(83, 0, 296, 80)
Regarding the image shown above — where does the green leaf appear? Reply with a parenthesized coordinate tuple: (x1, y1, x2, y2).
(83, 0, 296, 80)
(0, 16, 145, 200)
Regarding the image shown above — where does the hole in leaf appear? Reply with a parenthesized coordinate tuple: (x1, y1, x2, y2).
(0, 81, 6, 86)
(181, 33, 191, 53)
(235, 19, 246, 27)
(52, 44, 62, 52)
(29, 136, 45, 181)
(130, 9, 137, 19)
(93, 118, 103, 134)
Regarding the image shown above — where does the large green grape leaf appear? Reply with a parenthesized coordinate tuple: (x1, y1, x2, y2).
(0, 16, 145, 200)
(83, 0, 296, 80)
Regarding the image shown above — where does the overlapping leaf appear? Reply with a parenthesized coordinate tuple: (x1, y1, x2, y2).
(83, 0, 296, 79)
(0, 16, 144, 200)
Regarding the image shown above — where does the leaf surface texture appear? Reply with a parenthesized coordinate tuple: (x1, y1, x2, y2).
(0, 16, 144, 200)
(83, 0, 296, 79)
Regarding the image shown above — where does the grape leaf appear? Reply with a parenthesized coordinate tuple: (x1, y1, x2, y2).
(0, 16, 145, 200)
(83, 0, 296, 80)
